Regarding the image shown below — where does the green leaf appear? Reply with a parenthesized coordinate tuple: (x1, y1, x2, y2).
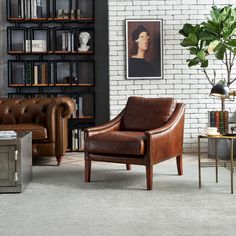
(199, 31, 217, 41)
(188, 47, 197, 55)
(203, 21, 219, 33)
(180, 37, 197, 47)
(183, 23, 195, 35)
(187, 57, 200, 67)
(215, 45, 226, 60)
(219, 6, 231, 23)
(227, 39, 236, 47)
(197, 50, 206, 61)
(188, 33, 198, 44)
(179, 29, 187, 37)
(210, 6, 221, 23)
(201, 60, 208, 68)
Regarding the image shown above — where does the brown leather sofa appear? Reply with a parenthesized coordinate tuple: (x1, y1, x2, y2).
(0, 97, 75, 165)
(84, 96, 185, 190)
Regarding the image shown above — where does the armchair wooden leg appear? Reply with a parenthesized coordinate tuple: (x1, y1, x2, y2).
(176, 155, 183, 175)
(85, 158, 91, 182)
(146, 165, 153, 190)
(126, 164, 131, 170)
(56, 156, 62, 166)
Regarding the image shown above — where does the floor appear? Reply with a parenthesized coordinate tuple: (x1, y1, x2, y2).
(0, 153, 236, 236)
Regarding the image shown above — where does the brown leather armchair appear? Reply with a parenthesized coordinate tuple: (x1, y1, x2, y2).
(84, 96, 185, 190)
(0, 97, 75, 165)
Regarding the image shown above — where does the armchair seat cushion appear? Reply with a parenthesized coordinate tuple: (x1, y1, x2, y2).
(0, 124, 47, 140)
(86, 131, 146, 156)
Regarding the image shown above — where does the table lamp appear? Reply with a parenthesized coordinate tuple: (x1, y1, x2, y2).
(210, 83, 236, 111)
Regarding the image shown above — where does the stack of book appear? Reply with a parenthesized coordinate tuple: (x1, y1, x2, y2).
(72, 97, 83, 118)
(71, 128, 85, 151)
(62, 33, 75, 52)
(208, 110, 229, 134)
(23, 63, 48, 84)
(25, 40, 47, 52)
(18, 0, 43, 18)
(0, 131, 17, 139)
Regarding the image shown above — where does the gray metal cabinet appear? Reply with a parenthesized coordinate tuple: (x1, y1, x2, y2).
(0, 132, 32, 193)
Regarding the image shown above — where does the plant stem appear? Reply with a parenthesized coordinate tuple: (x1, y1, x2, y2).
(202, 68, 214, 86)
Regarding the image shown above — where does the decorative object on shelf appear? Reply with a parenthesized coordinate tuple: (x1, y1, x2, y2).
(228, 122, 236, 134)
(76, 9, 81, 19)
(179, 5, 236, 111)
(63, 9, 69, 19)
(78, 32, 90, 52)
(126, 19, 163, 79)
(57, 9, 64, 18)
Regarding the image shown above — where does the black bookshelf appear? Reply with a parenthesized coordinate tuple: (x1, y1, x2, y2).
(6, 0, 109, 152)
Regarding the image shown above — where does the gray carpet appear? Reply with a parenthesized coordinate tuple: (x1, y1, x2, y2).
(0, 153, 236, 236)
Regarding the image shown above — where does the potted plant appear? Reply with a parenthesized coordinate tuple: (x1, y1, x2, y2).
(179, 5, 236, 110)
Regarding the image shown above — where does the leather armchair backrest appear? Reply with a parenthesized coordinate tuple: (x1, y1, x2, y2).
(0, 98, 53, 125)
(121, 96, 177, 131)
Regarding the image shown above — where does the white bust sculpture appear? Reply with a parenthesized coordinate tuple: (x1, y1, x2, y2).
(78, 32, 90, 52)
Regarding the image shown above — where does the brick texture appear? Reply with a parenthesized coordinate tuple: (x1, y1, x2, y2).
(109, 0, 236, 153)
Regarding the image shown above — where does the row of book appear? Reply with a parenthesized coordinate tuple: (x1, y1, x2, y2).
(18, 0, 43, 18)
(208, 111, 229, 134)
(71, 129, 84, 151)
(72, 98, 84, 118)
(24, 62, 48, 84)
(62, 33, 75, 52)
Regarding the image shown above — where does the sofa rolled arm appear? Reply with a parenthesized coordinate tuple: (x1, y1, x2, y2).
(145, 103, 185, 165)
(85, 109, 125, 138)
(51, 97, 76, 118)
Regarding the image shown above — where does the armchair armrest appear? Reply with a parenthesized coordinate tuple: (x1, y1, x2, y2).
(145, 103, 185, 165)
(85, 109, 125, 138)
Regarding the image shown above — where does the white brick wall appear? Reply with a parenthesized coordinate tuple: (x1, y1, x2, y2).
(108, 0, 236, 153)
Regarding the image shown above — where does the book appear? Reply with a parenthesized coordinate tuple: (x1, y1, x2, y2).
(0, 131, 17, 139)
(34, 65, 38, 84)
(62, 33, 66, 51)
(219, 111, 224, 134)
(36, 0, 42, 18)
(72, 98, 77, 118)
(215, 111, 219, 132)
(18, 0, 22, 18)
(25, 62, 32, 84)
(78, 97, 83, 116)
(68, 33, 71, 51)
(223, 111, 229, 134)
(31, 0, 37, 18)
(209, 111, 215, 127)
(41, 63, 48, 84)
(79, 129, 84, 150)
(72, 128, 78, 150)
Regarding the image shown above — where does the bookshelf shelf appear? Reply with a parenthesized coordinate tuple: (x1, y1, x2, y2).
(7, 17, 94, 23)
(5, 0, 109, 152)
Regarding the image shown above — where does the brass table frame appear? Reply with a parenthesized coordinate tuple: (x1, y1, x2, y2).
(198, 134, 235, 194)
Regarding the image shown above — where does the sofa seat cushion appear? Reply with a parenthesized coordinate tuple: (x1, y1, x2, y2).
(85, 131, 146, 156)
(0, 124, 47, 140)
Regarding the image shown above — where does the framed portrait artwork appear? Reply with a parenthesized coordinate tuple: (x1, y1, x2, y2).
(126, 19, 163, 79)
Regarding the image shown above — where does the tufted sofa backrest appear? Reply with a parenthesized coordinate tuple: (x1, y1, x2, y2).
(0, 97, 53, 125)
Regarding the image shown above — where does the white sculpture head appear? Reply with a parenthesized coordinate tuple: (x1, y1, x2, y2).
(78, 32, 91, 52)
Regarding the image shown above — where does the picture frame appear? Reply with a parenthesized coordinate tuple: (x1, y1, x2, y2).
(126, 19, 163, 80)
